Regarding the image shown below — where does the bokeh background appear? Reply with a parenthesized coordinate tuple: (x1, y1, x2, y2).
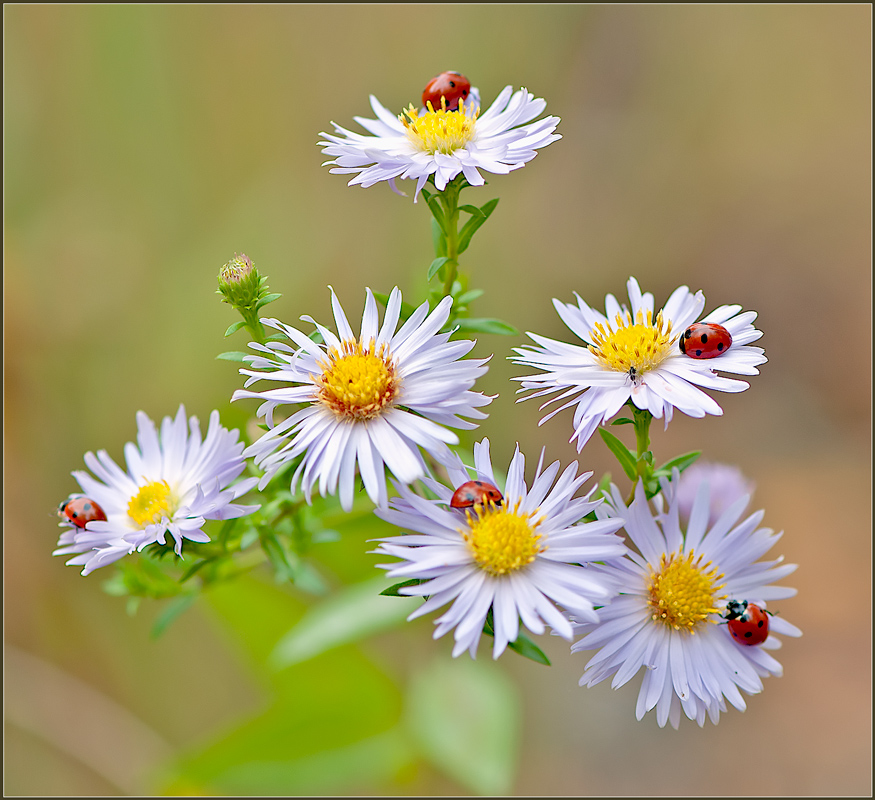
(4, 4, 871, 796)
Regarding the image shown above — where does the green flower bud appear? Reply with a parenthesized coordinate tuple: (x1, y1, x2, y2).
(218, 253, 266, 312)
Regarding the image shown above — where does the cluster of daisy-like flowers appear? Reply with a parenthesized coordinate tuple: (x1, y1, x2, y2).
(55, 70, 798, 731)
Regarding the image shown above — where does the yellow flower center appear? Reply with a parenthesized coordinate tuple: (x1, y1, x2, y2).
(647, 550, 725, 633)
(400, 101, 479, 155)
(127, 480, 176, 527)
(464, 501, 545, 576)
(316, 338, 399, 421)
(589, 308, 676, 377)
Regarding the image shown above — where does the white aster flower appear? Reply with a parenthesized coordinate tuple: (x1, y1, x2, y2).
(232, 287, 493, 512)
(373, 439, 626, 659)
(318, 83, 561, 201)
(54, 406, 259, 576)
(571, 475, 801, 729)
(512, 277, 767, 450)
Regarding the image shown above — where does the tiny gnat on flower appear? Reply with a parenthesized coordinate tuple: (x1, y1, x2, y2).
(54, 406, 259, 575)
(512, 277, 767, 451)
(373, 439, 626, 659)
(571, 475, 801, 729)
(318, 71, 561, 201)
(232, 287, 494, 512)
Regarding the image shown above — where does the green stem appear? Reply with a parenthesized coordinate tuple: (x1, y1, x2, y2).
(626, 406, 654, 504)
(242, 308, 267, 345)
(633, 406, 652, 460)
(440, 180, 462, 297)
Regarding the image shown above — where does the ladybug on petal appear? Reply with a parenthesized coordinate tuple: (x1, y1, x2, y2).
(58, 496, 107, 529)
(422, 71, 471, 112)
(450, 480, 503, 510)
(723, 599, 771, 646)
(679, 323, 733, 359)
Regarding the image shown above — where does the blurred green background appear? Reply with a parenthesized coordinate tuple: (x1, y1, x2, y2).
(4, 4, 871, 796)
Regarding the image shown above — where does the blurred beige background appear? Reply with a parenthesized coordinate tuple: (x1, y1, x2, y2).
(4, 4, 871, 796)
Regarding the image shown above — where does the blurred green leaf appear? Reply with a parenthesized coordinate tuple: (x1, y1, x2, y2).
(173, 727, 416, 797)
(406, 657, 519, 795)
(270, 577, 421, 669)
(453, 317, 519, 336)
(455, 288, 484, 305)
(150, 593, 196, 639)
(216, 351, 249, 362)
(610, 417, 634, 426)
(596, 471, 613, 500)
(224, 320, 246, 337)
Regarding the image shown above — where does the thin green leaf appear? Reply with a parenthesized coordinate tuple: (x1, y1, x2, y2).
(455, 288, 484, 305)
(216, 351, 249, 362)
(256, 292, 283, 310)
(424, 195, 447, 234)
(431, 217, 447, 257)
(596, 471, 613, 500)
(150, 594, 196, 639)
(610, 417, 634, 426)
(453, 317, 519, 336)
(311, 529, 340, 544)
(457, 197, 499, 254)
(179, 557, 214, 583)
(427, 256, 450, 281)
(458, 204, 486, 218)
(270, 577, 421, 669)
(380, 578, 424, 597)
(224, 320, 246, 337)
(482, 612, 551, 665)
(654, 450, 702, 477)
(506, 633, 551, 666)
(598, 428, 638, 481)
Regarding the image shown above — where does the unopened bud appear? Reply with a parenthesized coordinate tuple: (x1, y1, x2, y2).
(218, 253, 264, 310)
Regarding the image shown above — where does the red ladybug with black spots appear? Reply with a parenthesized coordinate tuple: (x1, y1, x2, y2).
(422, 71, 471, 112)
(679, 322, 733, 359)
(58, 496, 107, 528)
(723, 599, 771, 646)
(450, 480, 503, 509)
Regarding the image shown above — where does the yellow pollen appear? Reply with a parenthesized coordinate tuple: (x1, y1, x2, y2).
(589, 308, 676, 377)
(127, 480, 176, 527)
(400, 101, 479, 155)
(316, 338, 398, 421)
(647, 550, 725, 633)
(463, 500, 545, 576)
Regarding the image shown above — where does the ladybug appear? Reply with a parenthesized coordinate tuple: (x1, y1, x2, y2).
(58, 496, 107, 529)
(422, 71, 471, 112)
(450, 480, 503, 509)
(679, 322, 733, 359)
(723, 599, 771, 646)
